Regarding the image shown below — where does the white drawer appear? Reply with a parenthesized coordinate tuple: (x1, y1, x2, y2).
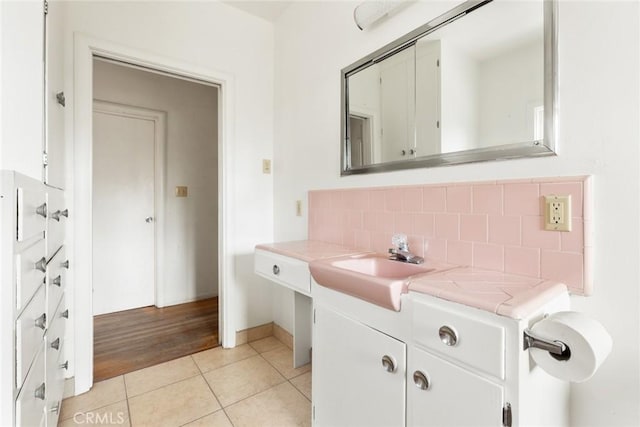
(46, 315, 67, 426)
(46, 188, 66, 258)
(16, 285, 47, 388)
(16, 343, 46, 427)
(17, 186, 47, 242)
(411, 295, 505, 380)
(16, 238, 47, 313)
(46, 246, 68, 318)
(255, 249, 311, 294)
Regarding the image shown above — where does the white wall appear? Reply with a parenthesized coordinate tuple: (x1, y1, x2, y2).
(478, 40, 544, 146)
(93, 59, 219, 305)
(63, 1, 275, 332)
(273, 1, 639, 425)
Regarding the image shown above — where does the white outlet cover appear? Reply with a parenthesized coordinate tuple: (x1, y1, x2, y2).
(543, 195, 572, 231)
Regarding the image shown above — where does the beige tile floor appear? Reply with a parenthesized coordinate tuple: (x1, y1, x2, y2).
(59, 337, 312, 427)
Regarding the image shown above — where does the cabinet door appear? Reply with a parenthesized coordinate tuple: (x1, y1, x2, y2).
(408, 346, 503, 427)
(44, 0, 66, 189)
(313, 306, 405, 427)
(1, 0, 45, 179)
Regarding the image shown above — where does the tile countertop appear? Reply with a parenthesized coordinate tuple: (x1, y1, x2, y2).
(408, 268, 568, 320)
(255, 240, 370, 262)
(256, 240, 568, 320)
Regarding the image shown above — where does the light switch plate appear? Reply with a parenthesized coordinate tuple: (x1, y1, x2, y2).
(175, 186, 188, 197)
(263, 159, 271, 174)
(544, 195, 571, 231)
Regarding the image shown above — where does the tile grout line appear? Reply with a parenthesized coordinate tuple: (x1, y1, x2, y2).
(122, 375, 133, 427)
(192, 354, 235, 427)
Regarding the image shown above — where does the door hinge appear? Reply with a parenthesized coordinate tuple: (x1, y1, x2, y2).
(42, 152, 49, 167)
(502, 402, 512, 427)
(436, 120, 440, 129)
(437, 59, 440, 67)
(312, 405, 315, 420)
(313, 309, 316, 324)
(44, 0, 49, 15)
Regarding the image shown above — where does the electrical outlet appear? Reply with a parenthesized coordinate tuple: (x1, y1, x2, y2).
(296, 200, 303, 217)
(544, 195, 572, 231)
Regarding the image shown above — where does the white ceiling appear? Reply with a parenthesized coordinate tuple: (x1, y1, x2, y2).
(222, 1, 294, 22)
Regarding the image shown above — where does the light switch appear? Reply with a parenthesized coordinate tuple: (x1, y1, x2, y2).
(175, 186, 188, 197)
(263, 159, 271, 174)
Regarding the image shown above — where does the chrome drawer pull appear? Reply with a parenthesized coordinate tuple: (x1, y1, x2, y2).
(60, 209, 69, 218)
(51, 210, 61, 221)
(381, 355, 397, 373)
(35, 313, 47, 330)
(34, 383, 46, 400)
(36, 203, 47, 218)
(51, 337, 60, 350)
(52, 275, 62, 287)
(35, 257, 47, 273)
(272, 265, 280, 275)
(62, 260, 70, 269)
(50, 401, 61, 414)
(62, 309, 69, 319)
(439, 325, 458, 346)
(413, 371, 430, 390)
(60, 360, 69, 370)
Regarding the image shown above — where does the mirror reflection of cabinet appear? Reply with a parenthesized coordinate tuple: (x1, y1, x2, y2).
(341, 0, 556, 175)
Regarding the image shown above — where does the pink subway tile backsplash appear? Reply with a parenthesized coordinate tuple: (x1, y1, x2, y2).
(446, 186, 472, 213)
(308, 176, 592, 295)
(472, 184, 503, 215)
(460, 214, 488, 242)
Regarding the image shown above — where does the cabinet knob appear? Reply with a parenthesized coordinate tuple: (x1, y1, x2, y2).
(35, 257, 47, 273)
(60, 360, 69, 370)
(62, 309, 69, 319)
(35, 313, 47, 330)
(381, 355, 397, 373)
(50, 401, 61, 414)
(51, 210, 62, 222)
(401, 150, 406, 156)
(272, 265, 280, 275)
(34, 383, 46, 400)
(409, 148, 416, 155)
(36, 203, 47, 218)
(51, 337, 60, 350)
(62, 260, 70, 269)
(439, 325, 458, 346)
(52, 275, 62, 287)
(413, 370, 430, 390)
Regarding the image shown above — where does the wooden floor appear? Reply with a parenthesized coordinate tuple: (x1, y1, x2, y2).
(94, 297, 219, 382)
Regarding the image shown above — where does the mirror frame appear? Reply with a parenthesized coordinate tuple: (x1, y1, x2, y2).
(340, 0, 558, 175)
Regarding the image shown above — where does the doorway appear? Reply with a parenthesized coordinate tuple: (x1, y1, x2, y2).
(91, 58, 219, 380)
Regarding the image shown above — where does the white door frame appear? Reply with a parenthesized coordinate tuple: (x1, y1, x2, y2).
(92, 100, 167, 309)
(73, 33, 236, 395)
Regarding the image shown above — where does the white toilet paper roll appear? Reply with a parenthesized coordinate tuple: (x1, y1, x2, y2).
(530, 311, 612, 383)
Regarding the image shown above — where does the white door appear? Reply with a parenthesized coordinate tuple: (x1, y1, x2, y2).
(92, 106, 156, 315)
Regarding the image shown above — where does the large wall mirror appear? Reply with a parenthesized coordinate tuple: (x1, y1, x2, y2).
(341, 0, 557, 175)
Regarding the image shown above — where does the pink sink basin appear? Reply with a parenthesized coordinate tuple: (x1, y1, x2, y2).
(309, 253, 436, 311)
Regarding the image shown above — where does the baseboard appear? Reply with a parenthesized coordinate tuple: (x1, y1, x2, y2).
(235, 322, 274, 345)
(273, 323, 293, 350)
(158, 292, 218, 308)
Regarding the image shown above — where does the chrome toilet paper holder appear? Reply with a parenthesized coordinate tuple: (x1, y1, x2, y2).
(523, 329, 571, 360)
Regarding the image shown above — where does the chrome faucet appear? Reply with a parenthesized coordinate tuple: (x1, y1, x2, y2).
(388, 233, 424, 264)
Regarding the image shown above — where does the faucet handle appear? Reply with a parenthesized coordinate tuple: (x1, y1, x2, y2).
(392, 233, 408, 251)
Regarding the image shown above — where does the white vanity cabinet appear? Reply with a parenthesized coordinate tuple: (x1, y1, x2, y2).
(312, 279, 571, 427)
(1, 171, 69, 427)
(255, 249, 312, 367)
(313, 306, 406, 427)
(408, 294, 507, 426)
